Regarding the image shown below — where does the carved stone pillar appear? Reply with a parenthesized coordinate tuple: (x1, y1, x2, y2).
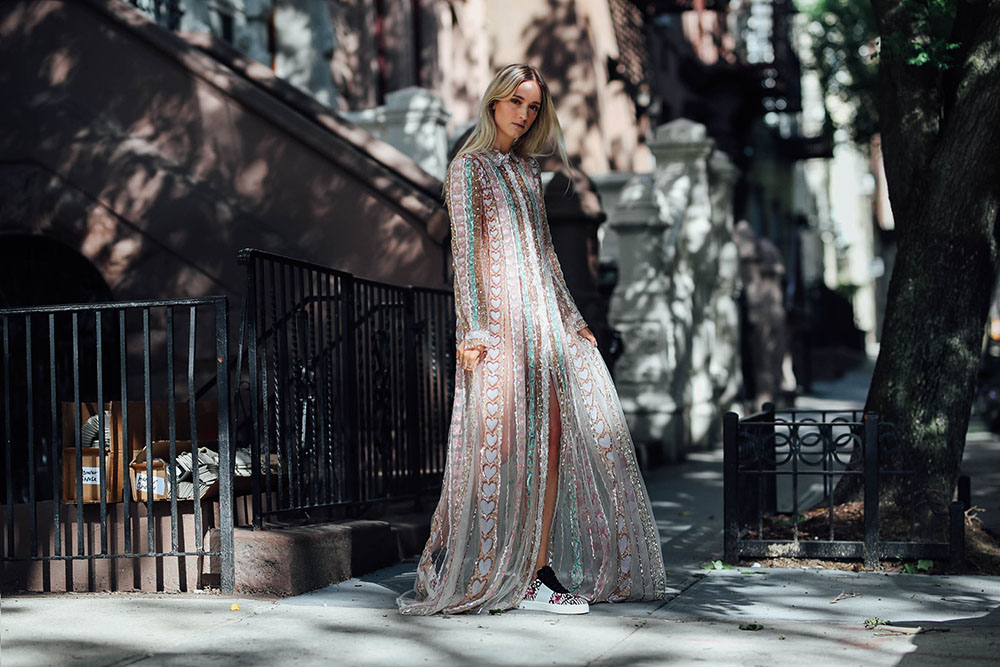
(608, 174, 673, 466)
(343, 87, 452, 180)
(609, 119, 716, 465)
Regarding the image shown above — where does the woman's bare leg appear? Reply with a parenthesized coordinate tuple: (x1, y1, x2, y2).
(535, 380, 561, 570)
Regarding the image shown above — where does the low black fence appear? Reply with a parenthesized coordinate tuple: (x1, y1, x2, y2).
(0, 297, 233, 592)
(724, 406, 968, 568)
(236, 249, 455, 528)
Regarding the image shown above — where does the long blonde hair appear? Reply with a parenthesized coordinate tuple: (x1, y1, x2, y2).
(454, 64, 569, 168)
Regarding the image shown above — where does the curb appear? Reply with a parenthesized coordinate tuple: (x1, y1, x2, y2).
(228, 512, 432, 597)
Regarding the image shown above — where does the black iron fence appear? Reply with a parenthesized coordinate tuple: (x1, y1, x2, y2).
(236, 249, 455, 528)
(724, 407, 968, 568)
(0, 297, 233, 592)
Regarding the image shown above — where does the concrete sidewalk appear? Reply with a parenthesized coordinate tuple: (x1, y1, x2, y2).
(4, 360, 1000, 666)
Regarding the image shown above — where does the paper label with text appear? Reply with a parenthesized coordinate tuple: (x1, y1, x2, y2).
(81, 466, 101, 486)
(135, 472, 166, 496)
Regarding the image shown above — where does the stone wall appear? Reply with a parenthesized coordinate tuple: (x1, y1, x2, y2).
(0, 0, 449, 309)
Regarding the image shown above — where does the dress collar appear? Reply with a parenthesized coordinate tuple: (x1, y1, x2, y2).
(484, 148, 517, 165)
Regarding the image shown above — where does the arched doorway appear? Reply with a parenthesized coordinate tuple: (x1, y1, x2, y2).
(0, 233, 112, 308)
(0, 234, 115, 503)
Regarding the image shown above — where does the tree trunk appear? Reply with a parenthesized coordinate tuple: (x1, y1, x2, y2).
(838, 0, 1000, 532)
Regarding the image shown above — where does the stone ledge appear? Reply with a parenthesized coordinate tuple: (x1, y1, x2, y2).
(229, 513, 432, 597)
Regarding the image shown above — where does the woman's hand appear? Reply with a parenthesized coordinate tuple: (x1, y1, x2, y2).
(457, 340, 484, 371)
(578, 327, 598, 349)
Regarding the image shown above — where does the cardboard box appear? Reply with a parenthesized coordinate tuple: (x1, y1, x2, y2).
(61, 401, 218, 503)
(61, 402, 123, 504)
(61, 446, 122, 504)
(130, 440, 221, 503)
(61, 400, 218, 457)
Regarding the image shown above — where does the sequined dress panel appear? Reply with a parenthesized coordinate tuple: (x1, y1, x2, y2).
(397, 150, 667, 615)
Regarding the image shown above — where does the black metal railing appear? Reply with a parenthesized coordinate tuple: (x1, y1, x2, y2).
(724, 407, 968, 568)
(0, 297, 233, 593)
(236, 249, 455, 528)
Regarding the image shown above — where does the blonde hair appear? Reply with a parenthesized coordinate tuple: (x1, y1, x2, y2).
(454, 64, 569, 169)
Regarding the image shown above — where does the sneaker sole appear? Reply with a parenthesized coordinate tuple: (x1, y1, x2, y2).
(517, 599, 589, 615)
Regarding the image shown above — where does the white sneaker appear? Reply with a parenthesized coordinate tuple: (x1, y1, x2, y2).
(517, 575, 589, 615)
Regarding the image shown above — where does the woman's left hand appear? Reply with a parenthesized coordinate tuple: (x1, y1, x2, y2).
(578, 327, 598, 348)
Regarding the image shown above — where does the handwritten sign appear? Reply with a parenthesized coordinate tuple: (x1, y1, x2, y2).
(134, 472, 166, 496)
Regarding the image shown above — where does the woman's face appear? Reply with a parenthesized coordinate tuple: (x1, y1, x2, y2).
(492, 79, 542, 149)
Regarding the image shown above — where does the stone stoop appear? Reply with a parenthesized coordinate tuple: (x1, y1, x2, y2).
(223, 513, 432, 597)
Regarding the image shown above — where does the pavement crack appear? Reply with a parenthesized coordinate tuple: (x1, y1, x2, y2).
(104, 652, 152, 667)
(657, 572, 710, 612)
(584, 618, 650, 666)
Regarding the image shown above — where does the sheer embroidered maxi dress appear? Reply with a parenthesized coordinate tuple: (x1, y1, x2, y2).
(397, 149, 667, 615)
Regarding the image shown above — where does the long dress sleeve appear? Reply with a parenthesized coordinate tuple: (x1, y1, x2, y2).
(532, 160, 588, 333)
(446, 155, 490, 348)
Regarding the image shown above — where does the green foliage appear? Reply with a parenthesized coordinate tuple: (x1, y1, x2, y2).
(898, 558, 935, 573)
(864, 616, 890, 628)
(882, 0, 962, 70)
(796, 0, 962, 146)
(700, 559, 735, 570)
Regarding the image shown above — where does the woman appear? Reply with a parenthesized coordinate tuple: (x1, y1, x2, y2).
(397, 64, 666, 616)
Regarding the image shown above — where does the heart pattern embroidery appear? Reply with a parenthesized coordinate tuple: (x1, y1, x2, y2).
(420, 153, 664, 613)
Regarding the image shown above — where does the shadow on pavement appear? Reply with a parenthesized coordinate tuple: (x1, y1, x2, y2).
(896, 603, 1000, 666)
(655, 569, 1000, 624)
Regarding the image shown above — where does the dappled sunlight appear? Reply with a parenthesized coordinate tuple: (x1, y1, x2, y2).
(0, 0, 451, 326)
(42, 46, 75, 85)
(659, 568, 1000, 626)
